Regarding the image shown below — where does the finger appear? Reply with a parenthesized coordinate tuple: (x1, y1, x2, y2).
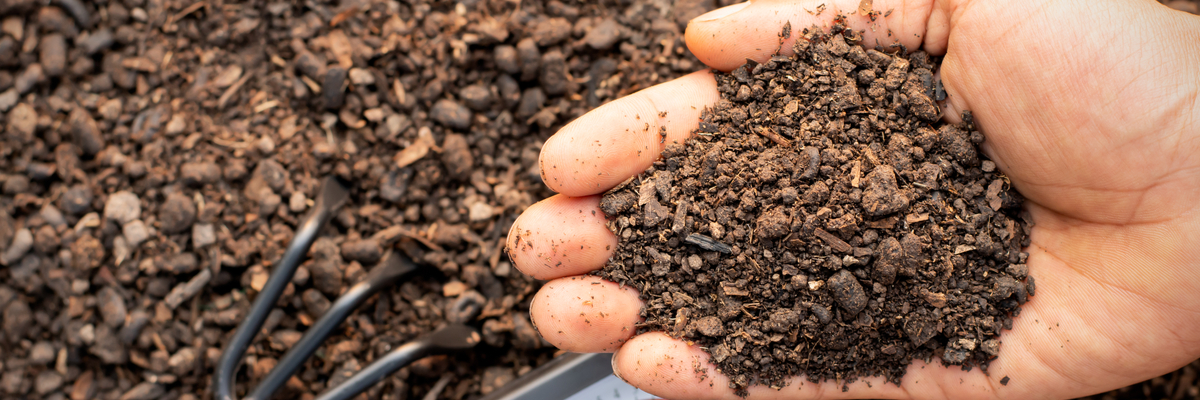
(539, 70, 720, 197)
(506, 195, 616, 280)
(612, 332, 908, 400)
(612, 331, 1035, 400)
(530, 276, 643, 352)
(685, 0, 949, 72)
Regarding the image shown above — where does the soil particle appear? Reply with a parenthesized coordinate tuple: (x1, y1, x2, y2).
(161, 253, 199, 275)
(598, 23, 1032, 393)
(69, 107, 104, 155)
(158, 192, 196, 234)
(103, 191, 140, 224)
(441, 133, 475, 179)
(302, 288, 332, 317)
(0, 228, 31, 265)
(119, 382, 164, 400)
(29, 341, 55, 364)
(431, 99, 472, 130)
(531, 17, 572, 46)
(34, 371, 63, 394)
(121, 219, 149, 247)
(38, 33, 67, 77)
(585, 19, 622, 50)
(341, 239, 382, 264)
(828, 269, 867, 316)
(180, 162, 221, 186)
(97, 286, 127, 328)
(460, 84, 494, 111)
(88, 324, 125, 364)
(2, 297, 32, 340)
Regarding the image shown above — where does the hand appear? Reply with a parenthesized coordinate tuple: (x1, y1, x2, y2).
(506, 1, 1200, 398)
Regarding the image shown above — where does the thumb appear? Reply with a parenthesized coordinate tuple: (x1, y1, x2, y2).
(685, 0, 955, 71)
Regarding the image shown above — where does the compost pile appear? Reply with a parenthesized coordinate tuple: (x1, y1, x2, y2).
(0, 0, 711, 399)
(597, 23, 1034, 393)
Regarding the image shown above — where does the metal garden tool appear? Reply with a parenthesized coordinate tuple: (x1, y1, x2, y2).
(213, 176, 484, 400)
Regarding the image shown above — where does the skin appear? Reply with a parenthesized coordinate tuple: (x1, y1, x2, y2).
(508, 0, 1200, 398)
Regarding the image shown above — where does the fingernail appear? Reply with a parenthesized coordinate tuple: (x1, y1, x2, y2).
(610, 352, 625, 382)
(694, 1, 751, 22)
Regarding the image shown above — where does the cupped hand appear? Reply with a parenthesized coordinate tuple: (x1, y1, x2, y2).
(507, 1, 1200, 398)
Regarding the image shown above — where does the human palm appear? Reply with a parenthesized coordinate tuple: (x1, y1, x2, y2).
(507, 0, 1200, 398)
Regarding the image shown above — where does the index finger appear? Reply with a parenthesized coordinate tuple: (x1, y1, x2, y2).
(539, 70, 719, 197)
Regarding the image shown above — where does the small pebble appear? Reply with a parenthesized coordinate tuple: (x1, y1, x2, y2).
(460, 84, 493, 111)
(493, 45, 519, 74)
(441, 133, 475, 179)
(469, 201, 494, 222)
(38, 204, 66, 228)
(531, 17, 572, 46)
(82, 28, 115, 55)
(60, 184, 92, 215)
(158, 193, 196, 234)
(516, 38, 540, 80)
(341, 239, 382, 264)
(0, 88, 16, 112)
(7, 102, 37, 142)
(15, 64, 44, 94)
(348, 68, 374, 86)
(192, 223, 216, 248)
(39, 33, 67, 77)
(168, 348, 196, 376)
(97, 286, 127, 328)
(121, 219, 150, 247)
(30, 341, 55, 364)
(301, 289, 331, 316)
(430, 99, 472, 130)
(323, 66, 347, 110)
(0, 228, 32, 266)
(288, 192, 307, 213)
(256, 136, 276, 154)
(70, 108, 105, 156)
(180, 162, 221, 186)
(162, 252, 199, 275)
(35, 370, 63, 394)
(584, 19, 621, 50)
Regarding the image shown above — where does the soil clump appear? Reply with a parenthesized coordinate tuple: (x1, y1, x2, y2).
(598, 22, 1034, 393)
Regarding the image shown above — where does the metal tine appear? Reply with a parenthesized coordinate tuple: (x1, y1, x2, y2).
(313, 324, 482, 400)
(215, 176, 352, 400)
(244, 251, 421, 400)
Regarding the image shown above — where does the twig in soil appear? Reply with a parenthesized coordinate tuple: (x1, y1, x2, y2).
(422, 374, 454, 400)
(684, 233, 732, 254)
(755, 126, 791, 147)
(218, 73, 253, 110)
(167, 2, 208, 27)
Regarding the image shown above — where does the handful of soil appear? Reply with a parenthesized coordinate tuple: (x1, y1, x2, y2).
(596, 22, 1033, 393)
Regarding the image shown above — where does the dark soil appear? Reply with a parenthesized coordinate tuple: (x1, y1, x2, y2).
(0, 0, 720, 399)
(597, 22, 1035, 393)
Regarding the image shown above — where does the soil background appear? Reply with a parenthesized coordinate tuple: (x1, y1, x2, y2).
(0, 0, 1196, 399)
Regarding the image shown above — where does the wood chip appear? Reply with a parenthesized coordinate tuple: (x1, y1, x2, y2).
(71, 370, 93, 400)
(814, 228, 852, 253)
(163, 268, 212, 309)
(395, 127, 434, 168)
(864, 215, 898, 229)
(721, 283, 750, 296)
(905, 213, 929, 224)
